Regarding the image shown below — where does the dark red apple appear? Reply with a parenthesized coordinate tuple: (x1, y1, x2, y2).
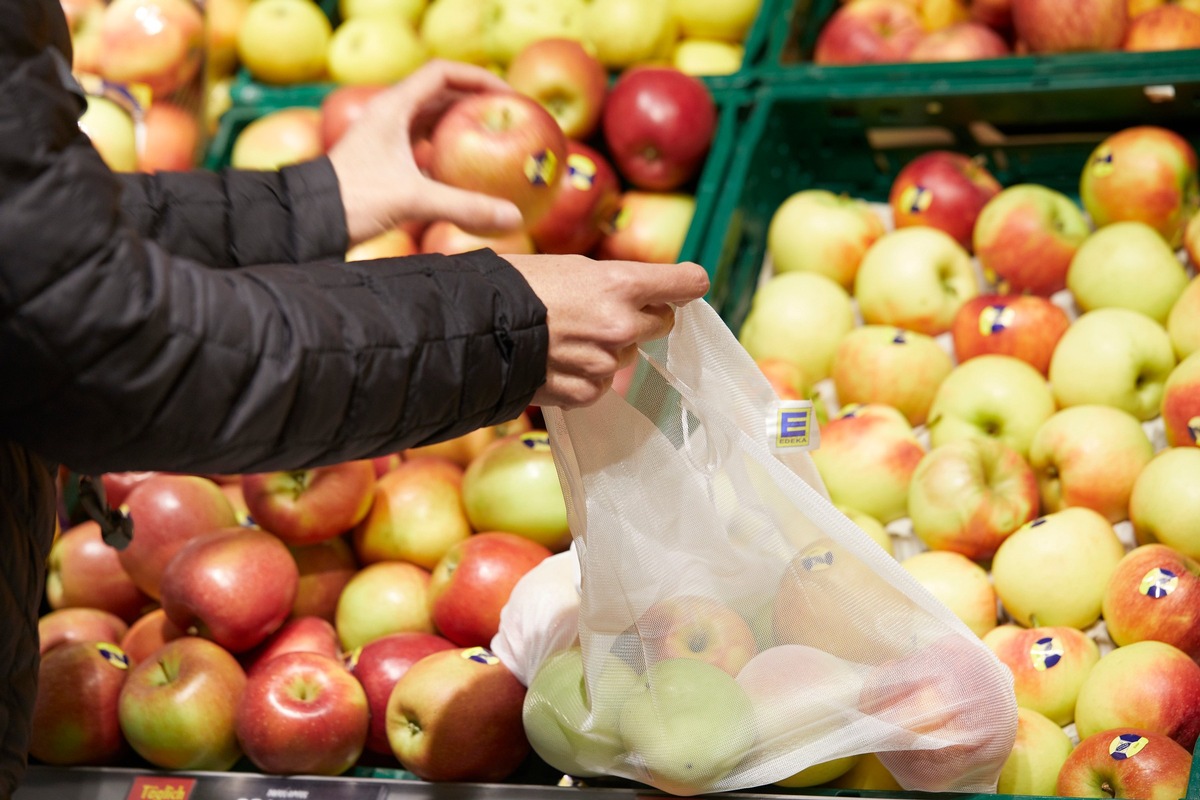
(951, 294, 1072, 376)
(888, 150, 1002, 250)
(29, 640, 131, 765)
(527, 141, 622, 255)
(241, 616, 342, 678)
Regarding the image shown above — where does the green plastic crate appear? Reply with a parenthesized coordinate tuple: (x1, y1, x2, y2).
(695, 66, 1200, 332)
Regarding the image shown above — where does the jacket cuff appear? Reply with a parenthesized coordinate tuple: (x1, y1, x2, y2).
(280, 157, 350, 264)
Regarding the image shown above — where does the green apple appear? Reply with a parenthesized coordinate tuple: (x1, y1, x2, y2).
(481, 0, 588, 66)
(461, 431, 570, 552)
(1167, 275, 1200, 360)
(327, 16, 427, 84)
(619, 658, 756, 795)
(78, 94, 138, 173)
(419, 0, 489, 64)
(236, 0, 332, 85)
(585, 0, 676, 69)
(1129, 447, 1200, 559)
(1067, 221, 1189, 325)
(340, 0, 425, 23)
(990, 508, 1126, 629)
(766, 190, 886, 290)
(824, 752, 903, 790)
(671, 39, 744, 76)
(982, 623, 1100, 726)
(738, 272, 856, 384)
(996, 707, 1075, 796)
(854, 227, 980, 337)
(670, 0, 761, 40)
(776, 755, 861, 788)
(832, 326, 954, 427)
(1049, 308, 1177, 422)
(927, 354, 1056, 459)
(900, 550, 997, 637)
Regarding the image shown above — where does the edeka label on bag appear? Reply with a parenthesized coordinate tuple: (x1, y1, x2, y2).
(768, 400, 819, 453)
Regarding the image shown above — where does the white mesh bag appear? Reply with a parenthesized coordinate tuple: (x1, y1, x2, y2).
(523, 299, 1017, 796)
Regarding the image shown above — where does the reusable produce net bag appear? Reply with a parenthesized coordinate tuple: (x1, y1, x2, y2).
(525, 300, 1017, 796)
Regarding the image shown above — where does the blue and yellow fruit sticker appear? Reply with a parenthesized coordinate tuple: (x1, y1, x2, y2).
(1029, 636, 1063, 672)
(798, 542, 835, 573)
(979, 305, 1015, 336)
(1139, 567, 1178, 599)
(899, 185, 933, 215)
(1109, 733, 1149, 760)
(892, 329, 908, 345)
(1188, 416, 1200, 445)
(96, 642, 130, 670)
(521, 432, 551, 451)
(524, 149, 558, 187)
(462, 646, 501, 665)
(567, 153, 597, 192)
(1091, 145, 1115, 179)
(767, 399, 819, 453)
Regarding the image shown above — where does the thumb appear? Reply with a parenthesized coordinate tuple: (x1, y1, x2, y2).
(421, 184, 524, 234)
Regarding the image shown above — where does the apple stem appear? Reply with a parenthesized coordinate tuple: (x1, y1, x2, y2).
(286, 470, 310, 499)
(1101, 781, 1116, 797)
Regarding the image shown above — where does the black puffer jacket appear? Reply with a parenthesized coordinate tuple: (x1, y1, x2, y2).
(0, 0, 549, 791)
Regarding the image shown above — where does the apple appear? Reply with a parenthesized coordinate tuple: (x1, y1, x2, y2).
(810, 404, 927, 524)
(900, 550, 998, 636)
(991, 508, 1127, 629)
(1079, 125, 1199, 248)
(428, 531, 552, 648)
(1068, 222, 1189, 325)
(118, 636, 246, 770)
(206, 0, 249, 77)
(1161, 350, 1200, 446)
(235, 0, 331, 85)
(420, 0, 489, 65)
(774, 757, 861, 788)
(29, 640, 131, 765)
(825, 752, 904, 791)
(1101, 544, 1200, 660)
(98, 0, 204, 98)
(584, 0, 676, 69)
(981, 623, 1101, 725)
(346, 227, 420, 262)
(739, 272, 856, 384)
(45, 520, 153, 623)
(831, 326, 955, 426)
(347, 631, 456, 755)
(671, 0, 760, 39)
(1027, 405, 1154, 524)
(601, 67, 717, 192)
(888, 151, 1002, 251)
(593, 191, 696, 264)
(814, 0, 926, 64)
(420, 219, 536, 255)
(1012, 0, 1128, 52)
(527, 141, 622, 255)
(1074, 640, 1200, 749)
(353, 456, 472, 569)
(1057, 728, 1193, 800)
(1187, 210, 1200, 268)
(995, 707, 1075, 796)
(119, 608, 186, 665)
(951, 294, 1072, 376)
(241, 460, 375, 547)
(429, 91, 568, 229)
(854, 227, 980, 336)
(100, 470, 160, 508)
(1049, 308, 1177, 422)
(63, 0, 106, 72)
(339, 0, 425, 22)
(139, 101, 200, 173)
(1129, 447, 1200, 559)
(506, 38, 608, 141)
(328, 16, 427, 85)
(320, 84, 388, 151)
(387, 646, 531, 781)
(635, 595, 759, 677)
(909, 21, 1012, 59)
(78, 94, 139, 173)
(619, 658, 756, 795)
(230, 107, 325, 171)
(335, 560, 435, 652)
(927, 354, 1056, 459)
(38, 607, 130, 656)
(1125, 3, 1200, 49)
(404, 412, 533, 467)
(906, 437, 1040, 563)
(480, 0, 588, 67)
(766, 189, 886, 290)
(461, 431, 571, 551)
(1168, 276, 1200, 360)
(287, 536, 358, 623)
(838, 505, 893, 555)
(240, 616, 342, 678)
(160, 527, 298, 653)
(672, 39, 746, 76)
(973, 184, 1092, 297)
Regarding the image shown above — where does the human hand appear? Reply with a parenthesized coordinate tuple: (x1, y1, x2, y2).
(502, 254, 711, 409)
(327, 60, 524, 247)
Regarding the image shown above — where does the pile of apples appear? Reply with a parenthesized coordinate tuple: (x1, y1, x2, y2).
(809, 0, 1200, 66)
(32, 415, 582, 779)
(736, 121, 1200, 796)
(229, 42, 719, 266)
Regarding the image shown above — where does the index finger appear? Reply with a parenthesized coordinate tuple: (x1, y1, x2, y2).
(615, 261, 711, 306)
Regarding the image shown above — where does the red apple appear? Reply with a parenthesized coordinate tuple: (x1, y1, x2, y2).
(909, 21, 1012, 60)
(971, 0, 1014, 32)
(1057, 728, 1193, 800)
(289, 536, 359, 622)
(1012, 0, 1128, 52)
(386, 647, 530, 782)
(139, 101, 200, 172)
(429, 92, 567, 229)
(45, 519, 154, 623)
(347, 631, 457, 755)
(889, 150, 1002, 251)
(120, 607, 186, 665)
(160, 526, 298, 653)
(118, 636, 247, 770)
(527, 141, 622, 255)
(1162, 351, 1200, 447)
(428, 531, 553, 648)
(601, 67, 716, 191)
(814, 0, 926, 64)
(505, 37, 608, 141)
(419, 219, 536, 255)
(1101, 544, 1200, 660)
(637, 594, 759, 676)
(370, 452, 404, 477)
(982, 623, 1101, 726)
(117, 473, 240, 600)
(100, 471, 160, 508)
(38, 607, 129, 656)
(951, 295, 1071, 376)
(98, 0, 205, 98)
(594, 191, 696, 264)
(241, 616, 342, 678)
(29, 640, 131, 765)
(320, 83, 388, 151)
(236, 651, 370, 776)
(1124, 3, 1200, 49)
(241, 459, 376, 546)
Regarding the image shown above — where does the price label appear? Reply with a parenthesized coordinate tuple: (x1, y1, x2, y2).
(189, 776, 384, 800)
